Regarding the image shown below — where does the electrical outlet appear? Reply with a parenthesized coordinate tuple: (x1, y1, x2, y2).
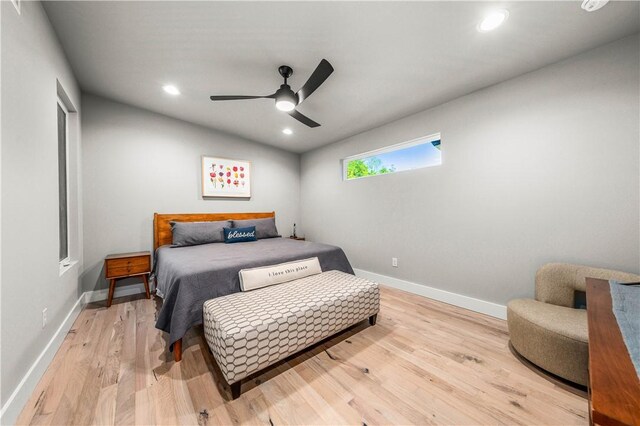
(42, 308, 47, 328)
(392, 257, 398, 267)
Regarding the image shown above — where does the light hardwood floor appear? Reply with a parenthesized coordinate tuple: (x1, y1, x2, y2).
(17, 286, 588, 425)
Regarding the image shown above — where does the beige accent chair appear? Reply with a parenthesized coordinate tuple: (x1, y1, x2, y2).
(507, 263, 640, 386)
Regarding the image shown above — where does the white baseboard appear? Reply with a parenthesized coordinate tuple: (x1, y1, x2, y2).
(0, 293, 86, 425)
(84, 282, 148, 303)
(0, 282, 149, 424)
(354, 268, 507, 320)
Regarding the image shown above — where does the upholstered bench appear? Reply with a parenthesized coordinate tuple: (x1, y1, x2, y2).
(203, 270, 380, 399)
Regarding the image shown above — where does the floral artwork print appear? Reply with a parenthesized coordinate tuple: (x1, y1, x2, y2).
(202, 156, 251, 198)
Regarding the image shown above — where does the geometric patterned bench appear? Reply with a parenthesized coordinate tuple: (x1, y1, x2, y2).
(203, 270, 380, 399)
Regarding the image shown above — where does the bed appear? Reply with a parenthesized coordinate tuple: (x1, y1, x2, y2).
(151, 212, 354, 361)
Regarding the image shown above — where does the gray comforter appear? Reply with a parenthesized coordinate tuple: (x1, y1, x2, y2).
(153, 237, 354, 349)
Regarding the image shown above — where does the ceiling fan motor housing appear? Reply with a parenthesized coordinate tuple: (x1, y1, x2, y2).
(275, 66, 298, 110)
(275, 84, 298, 106)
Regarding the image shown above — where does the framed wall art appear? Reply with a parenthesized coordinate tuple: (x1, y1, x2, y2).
(202, 156, 251, 198)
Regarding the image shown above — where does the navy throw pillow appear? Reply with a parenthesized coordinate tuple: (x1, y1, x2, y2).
(224, 226, 257, 243)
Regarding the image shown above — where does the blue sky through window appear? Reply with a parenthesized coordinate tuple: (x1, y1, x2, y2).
(374, 140, 441, 171)
(345, 138, 441, 180)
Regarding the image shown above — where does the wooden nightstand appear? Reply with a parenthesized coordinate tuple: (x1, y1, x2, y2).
(104, 251, 151, 307)
(289, 236, 305, 241)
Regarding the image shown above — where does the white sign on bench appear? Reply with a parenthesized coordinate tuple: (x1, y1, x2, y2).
(239, 257, 322, 291)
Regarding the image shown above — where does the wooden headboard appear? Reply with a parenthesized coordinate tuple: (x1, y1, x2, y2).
(153, 212, 275, 250)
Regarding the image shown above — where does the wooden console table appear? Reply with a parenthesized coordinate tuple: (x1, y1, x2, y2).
(586, 278, 640, 426)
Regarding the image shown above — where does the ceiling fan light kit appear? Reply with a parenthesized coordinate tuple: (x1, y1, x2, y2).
(274, 65, 297, 111)
(274, 89, 297, 112)
(275, 99, 296, 112)
(210, 59, 334, 128)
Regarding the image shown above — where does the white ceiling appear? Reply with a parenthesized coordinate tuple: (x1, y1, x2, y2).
(43, 1, 639, 153)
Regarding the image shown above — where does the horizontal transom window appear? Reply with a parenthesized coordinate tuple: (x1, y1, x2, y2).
(343, 133, 441, 180)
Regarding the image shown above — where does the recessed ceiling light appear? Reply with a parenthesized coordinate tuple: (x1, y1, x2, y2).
(163, 85, 180, 95)
(477, 10, 509, 32)
(282, 128, 293, 135)
(581, 0, 609, 12)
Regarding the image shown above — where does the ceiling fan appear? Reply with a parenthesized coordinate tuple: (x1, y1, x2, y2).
(209, 59, 334, 128)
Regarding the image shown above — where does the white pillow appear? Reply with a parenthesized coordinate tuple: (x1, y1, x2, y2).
(239, 257, 322, 291)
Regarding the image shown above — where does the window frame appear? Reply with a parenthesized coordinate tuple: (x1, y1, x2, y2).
(57, 96, 70, 268)
(342, 132, 441, 181)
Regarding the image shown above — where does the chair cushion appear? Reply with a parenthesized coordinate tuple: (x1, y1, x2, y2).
(507, 298, 588, 386)
(509, 298, 587, 343)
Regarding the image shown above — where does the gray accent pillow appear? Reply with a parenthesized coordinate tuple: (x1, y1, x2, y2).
(170, 220, 232, 247)
(232, 217, 279, 239)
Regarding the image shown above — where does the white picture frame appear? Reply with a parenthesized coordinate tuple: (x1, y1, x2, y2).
(202, 156, 251, 198)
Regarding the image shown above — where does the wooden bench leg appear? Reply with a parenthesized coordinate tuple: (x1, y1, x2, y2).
(369, 314, 377, 326)
(230, 381, 241, 400)
(173, 339, 182, 362)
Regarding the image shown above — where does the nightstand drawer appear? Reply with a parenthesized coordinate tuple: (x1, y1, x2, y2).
(105, 255, 150, 278)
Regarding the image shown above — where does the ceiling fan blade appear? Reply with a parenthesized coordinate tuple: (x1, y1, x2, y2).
(288, 109, 320, 128)
(295, 59, 334, 104)
(210, 93, 276, 101)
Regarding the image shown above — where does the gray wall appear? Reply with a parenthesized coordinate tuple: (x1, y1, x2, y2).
(1, 1, 83, 407)
(81, 94, 301, 293)
(301, 35, 640, 306)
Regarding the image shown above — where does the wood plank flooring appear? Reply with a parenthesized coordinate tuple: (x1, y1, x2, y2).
(16, 286, 588, 425)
